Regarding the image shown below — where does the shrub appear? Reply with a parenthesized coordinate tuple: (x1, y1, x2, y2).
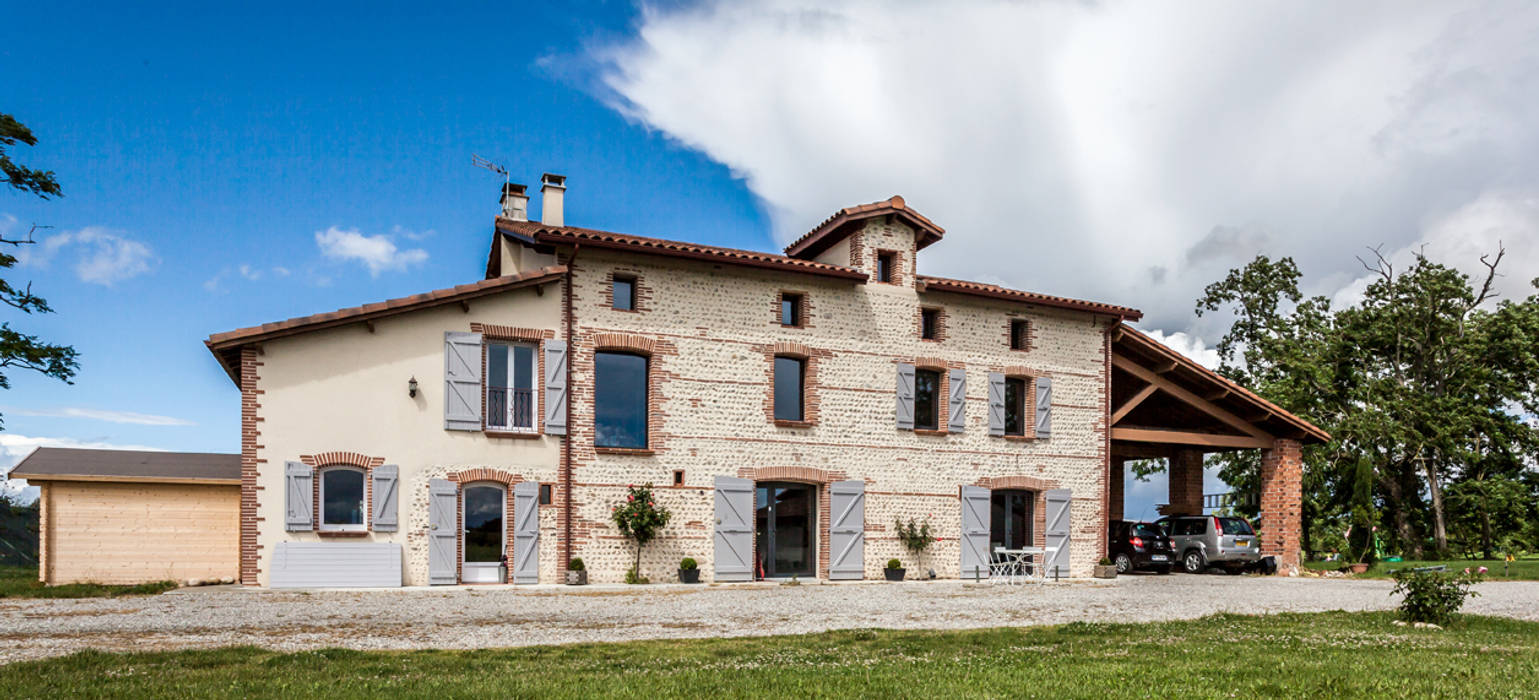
(679, 557, 698, 570)
(1392, 570, 1480, 626)
(566, 558, 585, 572)
(894, 517, 935, 556)
(1098, 557, 1113, 566)
(886, 558, 902, 570)
(624, 567, 650, 585)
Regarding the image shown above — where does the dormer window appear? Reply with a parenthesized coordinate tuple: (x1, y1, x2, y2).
(877, 252, 895, 283)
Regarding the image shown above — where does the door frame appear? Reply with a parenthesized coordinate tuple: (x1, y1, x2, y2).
(461, 482, 507, 583)
(754, 481, 819, 579)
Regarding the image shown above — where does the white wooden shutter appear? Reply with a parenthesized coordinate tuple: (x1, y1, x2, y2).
(543, 340, 568, 435)
(987, 372, 1006, 437)
(285, 461, 313, 531)
(948, 368, 967, 433)
(828, 480, 866, 580)
(444, 331, 483, 431)
(427, 479, 458, 585)
(512, 481, 540, 584)
(895, 363, 916, 430)
(1035, 376, 1053, 438)
(1045, 488, 1071, 578)
(713, 476, 754, 582)
(960, 485, 991, 580)
(371, 464, 399, 532)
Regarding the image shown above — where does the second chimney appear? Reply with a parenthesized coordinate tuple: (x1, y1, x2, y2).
(500, 182, 529, 221)
(541, 173, 566, 227)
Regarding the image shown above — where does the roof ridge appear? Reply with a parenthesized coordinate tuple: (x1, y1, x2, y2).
(917, 274, 1142, 320)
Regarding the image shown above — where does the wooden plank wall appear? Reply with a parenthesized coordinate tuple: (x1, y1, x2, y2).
(44, 481, 239, 585)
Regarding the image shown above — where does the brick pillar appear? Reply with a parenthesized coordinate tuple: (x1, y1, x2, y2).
(1167, 449, 1204, 515)
(1108, 459, 1125, 522)
(1260, 438, 1303, 575)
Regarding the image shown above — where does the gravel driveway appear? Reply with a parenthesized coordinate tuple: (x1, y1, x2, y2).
(4, 576, 1536, 664)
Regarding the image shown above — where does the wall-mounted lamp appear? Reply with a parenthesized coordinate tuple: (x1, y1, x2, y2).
(408, 376, 419, 398)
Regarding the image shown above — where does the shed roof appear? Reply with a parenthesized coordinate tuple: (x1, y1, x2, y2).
(8, 447, 241, 484)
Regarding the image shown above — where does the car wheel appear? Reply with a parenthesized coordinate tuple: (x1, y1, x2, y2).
(1183, 550, 1207, 574)
(1114, 553, 1133, 574)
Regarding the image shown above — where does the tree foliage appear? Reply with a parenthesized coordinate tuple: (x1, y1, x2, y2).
(611, 483, 672, 582)
(1196, 248, 1539, 560)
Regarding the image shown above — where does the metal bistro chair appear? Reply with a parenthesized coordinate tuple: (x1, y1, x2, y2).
(989, 547, 1016, 584)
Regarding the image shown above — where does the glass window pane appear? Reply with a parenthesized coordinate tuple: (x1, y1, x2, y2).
(463, 486, 504, 563)
(595, 352, 648, 448)
(774, 357, 804, 421)
(322, 469, 364, 526)
(488, 343, 509, 389)
(1005, 378, 1025, 435)
(613, 278, 634, 310)
(781, 297, 798, 325)
(914, 369, 939, 430)
(512, 345, 533, 391)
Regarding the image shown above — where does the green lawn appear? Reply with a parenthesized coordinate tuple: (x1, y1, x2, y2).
(4, 612, 1537, 698)
(1303, 556, 1539, 580)
(0, 565, 176, 599)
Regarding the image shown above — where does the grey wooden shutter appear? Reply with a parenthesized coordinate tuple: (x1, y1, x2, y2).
(1045, 488, 1071, 578)
(828, 480, 866, 580)
(948, 368, 966, 433)
(895, 363, 916, 430)
(1035, 376, 1053, 438)
(371, 464, 399, 532)
(444, 331, 483, 431)
(987, 372, 1006, 436)
(543, 340, 568, 436)
(285, 461, 313, 531)
(960, 485, 991, 580)
(427, 479, 458, 585)
(713, 476, 754, 582)
(512, 481, 540, 584)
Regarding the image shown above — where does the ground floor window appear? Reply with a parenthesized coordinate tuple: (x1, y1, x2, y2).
(320, 466, 366, 531)
(754, 482, 816, 578)
(990, 489, 1033, 550)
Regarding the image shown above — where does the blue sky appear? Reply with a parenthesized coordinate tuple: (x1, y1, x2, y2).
(7, 1, 1537, 516)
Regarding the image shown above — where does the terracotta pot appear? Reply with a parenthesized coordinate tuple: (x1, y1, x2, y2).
(1345, 563, 1369, 575)
(1093, 564, 1118, 579)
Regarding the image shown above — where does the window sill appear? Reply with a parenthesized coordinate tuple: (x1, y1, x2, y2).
(1001, 435, 1036, 442)
(913, 428, 949, 437)
(317, 530, 371, 538)
(485, 430, 542, 440)
(774, 419, 814, 428)
(595, 446, 655, 456)
(919, 338, 941, 342)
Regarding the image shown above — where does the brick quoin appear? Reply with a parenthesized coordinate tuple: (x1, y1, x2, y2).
(238, 347, 263, 586)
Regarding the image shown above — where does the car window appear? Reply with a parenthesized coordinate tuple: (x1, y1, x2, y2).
(1132, 523, 1161, 538)
(1174, 519, 1204, 536)
(1217, 517, 1255, 535)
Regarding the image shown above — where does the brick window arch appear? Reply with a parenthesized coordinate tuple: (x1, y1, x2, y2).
(301, 452, 385, 534)
(447, 468, 526, 584)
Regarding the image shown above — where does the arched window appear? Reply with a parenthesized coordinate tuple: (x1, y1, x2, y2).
(319, 466, 367, 531)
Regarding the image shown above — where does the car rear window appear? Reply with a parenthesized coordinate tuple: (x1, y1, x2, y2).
(1217, 517, 1255, 535)
(1132, 524, 1162, 538)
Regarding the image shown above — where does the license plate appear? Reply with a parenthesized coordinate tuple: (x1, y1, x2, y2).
(1235, 539, 1250, 547)
(1151, 555, 1167, 561)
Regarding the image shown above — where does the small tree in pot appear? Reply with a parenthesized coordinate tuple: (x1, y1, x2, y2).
(895, 516, 935, 578)
(678, 557, 700, 584)
(612, 484, 672, 584)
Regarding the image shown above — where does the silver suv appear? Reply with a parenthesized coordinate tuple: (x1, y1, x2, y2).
(1156, 515, 1261, 574)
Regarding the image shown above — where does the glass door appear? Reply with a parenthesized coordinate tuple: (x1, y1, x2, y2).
(990, 490, 1033, 551)
(754, 482, 816, 578)
(462, 484, 506, 583)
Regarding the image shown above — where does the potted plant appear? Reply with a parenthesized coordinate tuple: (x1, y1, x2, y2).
(885, 558, 906, 581)
(678, 557, 700, 584)
(566, 557, 587, 585)
(1094, 557, 1118, 579)
(611, 484, 672, 585)
(894, 516, 935, 579)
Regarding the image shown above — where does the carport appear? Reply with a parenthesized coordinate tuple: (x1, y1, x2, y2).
(1106, 325, 1330, 574)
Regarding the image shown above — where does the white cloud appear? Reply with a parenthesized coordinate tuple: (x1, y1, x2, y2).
(315, 226, 429, 277)
(1136, 328, 1221, 370)
(596, 0, 1539, 344)
(1, 434, 169, 506)
(21, 226, 157, 285)
(2, 406, 193, 426)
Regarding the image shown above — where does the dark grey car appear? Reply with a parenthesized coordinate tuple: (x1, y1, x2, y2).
(1156, 515, 1261, 574)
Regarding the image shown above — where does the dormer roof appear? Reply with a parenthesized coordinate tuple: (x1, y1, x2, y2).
(783, 195, 945, 259)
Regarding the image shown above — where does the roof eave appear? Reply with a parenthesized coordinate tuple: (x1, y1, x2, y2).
(917, 277, 1143, 321)
(533, 230, 868, 281)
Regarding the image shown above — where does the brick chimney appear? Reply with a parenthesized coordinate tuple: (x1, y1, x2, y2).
(500, 182, 528, 221)
(541, 173, 566, 227)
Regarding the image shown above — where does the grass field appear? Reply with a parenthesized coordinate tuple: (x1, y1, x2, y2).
(3, 612, 1536, 698)
(0, 565, 176, 599)
(1303, 556, 1539, 580)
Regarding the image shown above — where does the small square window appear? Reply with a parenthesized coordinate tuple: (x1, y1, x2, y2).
(780, 293, 803, 326)
(877, 252, 895, 283)
(1010, 319, 1029, 350)
(612, 275, 636, 311)
(673, 470, 685, 486)
(921, 308, 940, 340)
(538, 483, 553, 505)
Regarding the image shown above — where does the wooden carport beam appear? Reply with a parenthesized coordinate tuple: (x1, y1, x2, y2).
(1111, 427, 1273, 450)
(1111, 354, 1273, 440)
(1111, 383, 1159, 425)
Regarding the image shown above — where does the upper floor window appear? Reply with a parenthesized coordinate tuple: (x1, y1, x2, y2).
(1010, 319, 1029, 350)
(774, 356, 805, 422)
(913, 368, 941, 430)
(320, 466, 366, 531)
(921, 308, 941, 340)
(612, 275, 636, 311)
(877, 252, 895, 283)
(487, 342, 538, 432)
(780, 293, 803, 327)
(595, 351, 648, 449)
(1004, 377, 1028, 436)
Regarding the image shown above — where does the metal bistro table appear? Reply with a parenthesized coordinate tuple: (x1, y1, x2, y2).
(991, 546, 1048, 584)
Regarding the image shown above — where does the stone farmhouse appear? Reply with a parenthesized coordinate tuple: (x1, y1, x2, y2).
(203, 175, 1328, 587)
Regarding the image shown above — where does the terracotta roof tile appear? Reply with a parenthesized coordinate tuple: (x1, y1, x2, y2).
(784, 195, 945, 258)
(916, 275, 1143, 321)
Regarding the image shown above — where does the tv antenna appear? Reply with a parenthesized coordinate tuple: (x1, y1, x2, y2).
(472, 154, 509, 186)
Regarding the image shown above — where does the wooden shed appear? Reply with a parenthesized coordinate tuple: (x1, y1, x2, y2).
(10, 447, 240, 585)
